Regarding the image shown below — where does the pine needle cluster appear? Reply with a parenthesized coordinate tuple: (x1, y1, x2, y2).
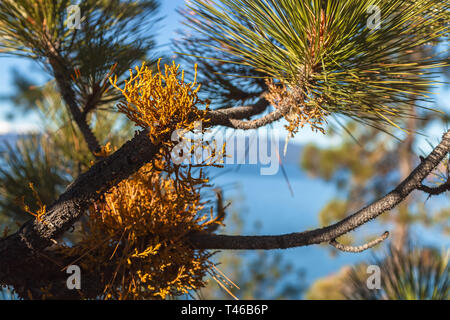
(185, 0, 449, 132)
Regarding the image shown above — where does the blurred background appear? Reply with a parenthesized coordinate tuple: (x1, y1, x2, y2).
(0, 0, 449, 300)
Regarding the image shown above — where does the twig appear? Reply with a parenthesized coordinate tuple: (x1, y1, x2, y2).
(49, 58, 102, 158)
(417, 177, 450, 195)
(187, 130, 450, 250)
(330, 231, 389, 253)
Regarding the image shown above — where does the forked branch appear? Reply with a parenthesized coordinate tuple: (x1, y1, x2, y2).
(417, 177, 450, 195)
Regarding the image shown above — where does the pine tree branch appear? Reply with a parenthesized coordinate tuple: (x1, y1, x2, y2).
(187, 130, 450, 250)
(330, 231, 390, 253)
(227, 108, 284, 130)
(16, 21, 104, 159)
(51, 62, 103, 158)
(206, 99, 270, 128)
(417, 177, 450, 195)
(0, 129, 162, 283)
(206, 99, 289, 130)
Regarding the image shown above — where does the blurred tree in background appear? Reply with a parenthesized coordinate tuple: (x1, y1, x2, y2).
(0, 0, 448, 299)
(0, 80, 134, 229)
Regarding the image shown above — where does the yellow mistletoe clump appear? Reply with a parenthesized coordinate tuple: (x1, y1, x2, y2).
(264, 79, 328, 135)
(52, 60, 228, 300)
(109, 60, 210, 144)
(60, 160, 223, 300)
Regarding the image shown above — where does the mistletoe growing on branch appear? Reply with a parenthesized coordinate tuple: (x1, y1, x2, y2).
(0, 0, 448, 299)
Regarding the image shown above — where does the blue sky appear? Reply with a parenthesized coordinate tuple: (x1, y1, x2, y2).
(0, 0, 448, 150)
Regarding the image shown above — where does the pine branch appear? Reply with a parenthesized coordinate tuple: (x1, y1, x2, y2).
(0, 129, 161, 282)
(417, 177, 450, 195)
(0, 114, 447, 297)
(51, 63, 103, 157)
(187, 130, 450, 250)
(206, 99, 273, 129)
(330, 231, 390, 253)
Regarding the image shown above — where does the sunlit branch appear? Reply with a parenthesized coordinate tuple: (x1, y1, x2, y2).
(0, 109, 448, 293)
(207, 99, 289, 130)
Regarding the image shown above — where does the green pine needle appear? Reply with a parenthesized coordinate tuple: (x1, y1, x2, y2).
(184, 0, 449, 131)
